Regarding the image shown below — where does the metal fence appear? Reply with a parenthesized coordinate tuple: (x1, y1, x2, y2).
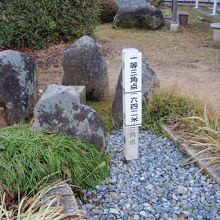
(164, 0, 219, 4)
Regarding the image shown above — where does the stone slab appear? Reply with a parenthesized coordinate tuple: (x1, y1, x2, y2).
(210, 23, 220, 29)
(170, 22, 179, 32)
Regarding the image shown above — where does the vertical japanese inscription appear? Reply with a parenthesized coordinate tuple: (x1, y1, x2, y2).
(122, 48, 142, 160)
(122, 49, 142, 127)
(124, 92, 142, 126)
(122, 50, 142, 93)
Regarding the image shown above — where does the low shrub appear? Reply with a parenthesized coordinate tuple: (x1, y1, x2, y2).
(0, 0, 99, 49)
(0, 124, 109, 196)
(98, 0, 119, 23)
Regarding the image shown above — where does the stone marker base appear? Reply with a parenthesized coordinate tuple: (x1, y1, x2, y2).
(210, 23, 220, 45)
(170, 22, 179, 32)
(123, 126, 139, 160)
(213, 29, 220, 45)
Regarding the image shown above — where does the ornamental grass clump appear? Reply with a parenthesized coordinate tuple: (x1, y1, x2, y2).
(0, 180, 88, 220)
(182, 106, 220, 171)
(0, 124, 109, 196)
(143, 89, 203, 135)
(143, 88, 220, 171)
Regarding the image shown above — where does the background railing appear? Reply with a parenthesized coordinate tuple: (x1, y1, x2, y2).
(164, 0, 220, 4)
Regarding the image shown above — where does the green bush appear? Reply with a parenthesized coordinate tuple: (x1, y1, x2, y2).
(151, 0, 164, 8)
(0, 124, 109, 195)
(98, 0, 118, 23)
(0, 0, 99, 49)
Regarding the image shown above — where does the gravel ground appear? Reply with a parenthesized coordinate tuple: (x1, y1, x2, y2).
(79, 130, 220, 220)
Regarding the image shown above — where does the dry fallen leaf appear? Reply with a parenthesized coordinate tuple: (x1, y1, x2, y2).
(27, 196, 38, 206)
(178, 215, 185, 220)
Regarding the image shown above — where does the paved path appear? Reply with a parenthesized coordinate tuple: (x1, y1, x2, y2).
(115, 0, 150, 7)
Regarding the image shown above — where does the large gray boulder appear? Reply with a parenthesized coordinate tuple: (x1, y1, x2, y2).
(62, 36, 109, 101)
(32, 85, 106, 151)
(113, 5, 164, 30)
(0, 50, 37, 125)
(115, 0, 150, 8)
(112, 61, 159, 125)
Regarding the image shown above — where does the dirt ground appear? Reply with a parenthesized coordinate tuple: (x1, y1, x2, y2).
(24, 7, 220, 112)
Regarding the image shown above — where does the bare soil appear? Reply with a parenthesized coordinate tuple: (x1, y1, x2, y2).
(33, 7, 220, 112)
(2, 6, 220, 112)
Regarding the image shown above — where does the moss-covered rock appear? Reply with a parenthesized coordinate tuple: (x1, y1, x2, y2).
(113, 5, 164, 30)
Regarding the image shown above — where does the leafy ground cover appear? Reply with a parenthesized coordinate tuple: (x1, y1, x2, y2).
(0, 124, 109, 197)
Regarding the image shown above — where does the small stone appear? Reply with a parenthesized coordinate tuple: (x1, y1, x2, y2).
(143, 203, 151, 207)
(133, 215, 140, 220)
(140, 211, 147, 217)
(181, 200, 188, 205)
(103, 209, 109, 214)
(125, 203, 131, 209)
(163, 213, 169, 218)
(109, 208, 120, 215)
(183, 210, 191, 217)
(177, 185, 187, 195)
(93, 209, 100, 215)
(85, 204, 93, 210)
(191, 194, 197, 200)
(172, 194, 178, 200)
(145, 184, 153, 190)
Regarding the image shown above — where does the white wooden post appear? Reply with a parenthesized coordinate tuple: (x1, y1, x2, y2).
(194, 0, 199, 9)
(211, 0, 217, 16)
(122, 48, 142, 160)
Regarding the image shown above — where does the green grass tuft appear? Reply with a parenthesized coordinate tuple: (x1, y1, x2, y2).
(87, 96, 119, 133)
(142, 89, 220, 170)
(0, 124, 109, 196)
(142, 89, 204, 135)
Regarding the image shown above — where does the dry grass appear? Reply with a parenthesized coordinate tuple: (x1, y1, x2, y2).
(95, 6, 220, 110)
(2, 6, 219, 108)
(0, 180, 89, 220)
(182, 106, 220, 172)
(143, 87, 220, 174)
